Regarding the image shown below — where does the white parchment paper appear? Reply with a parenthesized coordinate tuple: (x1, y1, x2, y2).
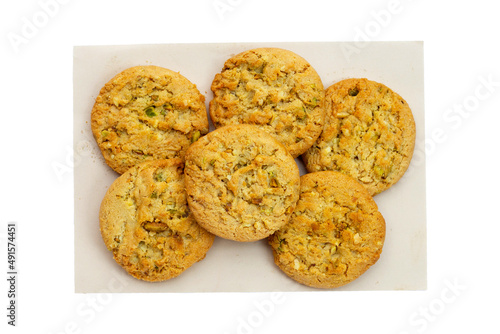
(74, 41, 426, 293)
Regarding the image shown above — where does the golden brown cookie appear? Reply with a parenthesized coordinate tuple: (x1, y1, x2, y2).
(99, 158, 214, 282)
(91, 65, 208, 174)
(303, 78, 416, 196)
(269, 171, 386, 289)
(184, 124, 300, 242)
(209, 48, 325, 158)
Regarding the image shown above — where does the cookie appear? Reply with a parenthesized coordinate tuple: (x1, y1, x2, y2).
(303, 78, 416, 196)
(269, 171, 386, 289)
(184, 124, 300, 242)
(99, 158, 214, 282)
(91, 65, 209, 174)
(209, 48, 325, 158)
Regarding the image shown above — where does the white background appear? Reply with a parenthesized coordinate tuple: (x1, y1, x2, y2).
(1, 0, 499, 333)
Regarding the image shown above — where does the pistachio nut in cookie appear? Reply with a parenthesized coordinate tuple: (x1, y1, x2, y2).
(184, 124, 301, 242)
(91, 65, 209, 174)
(210, 48, 325, 158)
(99, 158, 214, 282)
(269, 171, 386, 289)
(303, 78, 416, 196)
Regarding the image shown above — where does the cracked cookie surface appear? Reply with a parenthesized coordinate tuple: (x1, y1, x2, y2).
(209, 48, 325, 158)
(303, 78, 416, 195)
(184, 124, 300, 242)
(99, 158, 214, 282)
(91, 65, 208, 174)
(269, 171, 385, 289)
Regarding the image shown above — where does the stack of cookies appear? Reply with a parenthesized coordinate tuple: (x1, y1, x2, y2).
(91, 47, 416, 289)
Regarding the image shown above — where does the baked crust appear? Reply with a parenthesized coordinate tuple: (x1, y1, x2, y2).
(184, 124, 300, 242)
(91, 65, 208, 174)
(303, 78, 416, 195)
(209, 48, 325, 158)
(269, 171, 386, 289)
(99, 158, 214, 282)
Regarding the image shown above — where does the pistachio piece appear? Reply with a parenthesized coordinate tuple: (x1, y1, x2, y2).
(348, 88, 359, 96)
(144, 106, 157, 117)
(251, 197, 263, 204)
(154, 172, 165, 182)
(132, 149, 144, 155)
(270, 177, 279, 188)
(374, 165, 388, 178)
(261, 206, 274, 215)
(296, 107, 307, 120)
(191, 130, 201, 143)
(143, 220, 168, 232)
